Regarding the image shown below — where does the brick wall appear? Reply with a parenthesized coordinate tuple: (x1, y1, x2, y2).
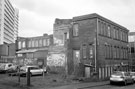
(67, 18, 97, 76)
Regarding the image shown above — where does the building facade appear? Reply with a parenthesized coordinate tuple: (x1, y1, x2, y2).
(14, 8, 19, 41)
(51, 13, 129, 79)
(0, 43, 16, 63)
(129, 32, 135, 71)
(16, 34, 53, 67)
(6, 13, 129, 80)
(0, 0, 19, 44)
(47, 18, 72, 73)
(71, 14, 129, 78)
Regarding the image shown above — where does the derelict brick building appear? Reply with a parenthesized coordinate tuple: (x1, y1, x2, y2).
(53, 13, 129, 79)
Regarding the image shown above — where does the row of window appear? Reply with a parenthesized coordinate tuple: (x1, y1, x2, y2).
(4, 18, 14, 30)
(5, 0, 15, 15)
(98, 20, 128, 42)
(4, 9, 14, 25)
(72, 21, 128, 43)
(82, 45, 94, 59)
(105, 45, 128, 59)
(4, 36, 13, 43)
(4, 24, 14, 36)
(4, 4, 14, 20)
(72, 45, 94, 62)
(4, 31, 14, 40)
(76, 44, 128, 60)
(28, 39, 50, 48)
(18, 38, 50, 49)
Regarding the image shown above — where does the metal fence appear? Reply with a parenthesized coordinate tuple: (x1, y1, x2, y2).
(98, 65, 131, 79)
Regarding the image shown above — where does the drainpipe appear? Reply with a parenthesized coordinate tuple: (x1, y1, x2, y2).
(95, 18, 99, 72)
(94, 38, 97, 72)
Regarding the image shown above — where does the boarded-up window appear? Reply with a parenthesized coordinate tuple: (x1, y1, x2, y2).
(113, 28, 116, 39)
(39, 39, 42, 47)
(108, 25, 111, 37)
(120, 47, 123, 59)
(83, 45, 87, 58)
(98, 21, 102, 34)
(113, 46, 117, 58)
(89, 45, 93, 58)
(18, 41, 21, 49)
(35, 40, 38, 47)
(28, 41, 32, 47)
(73, 50, 80, 65)
(105, 45, 107, 58)
(43, 39, 46, 46)
(47, 39, 50, 46)
(22, 41, 26, 48)
(73, 24, 79, 36)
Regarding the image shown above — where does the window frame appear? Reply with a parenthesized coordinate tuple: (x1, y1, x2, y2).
(73, 23, 79, 37)
(82, 45, 87, 59)
(73, 50, 80, 65)
(107, 25, 111, 37)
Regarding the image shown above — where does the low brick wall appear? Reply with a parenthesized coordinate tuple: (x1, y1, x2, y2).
(47, 66, 66, 74)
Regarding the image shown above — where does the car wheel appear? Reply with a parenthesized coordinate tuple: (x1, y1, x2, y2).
(132, 79, 134, 84)
(124, 81, 127, 86)
(110, 81, 114, 85)
(8, 73, 11, 76)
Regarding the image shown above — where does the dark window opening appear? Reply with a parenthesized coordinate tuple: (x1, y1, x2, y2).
(131, 47, 135, 53)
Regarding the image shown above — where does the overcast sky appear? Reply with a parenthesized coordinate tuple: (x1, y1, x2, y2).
(11, 0, 135, 37)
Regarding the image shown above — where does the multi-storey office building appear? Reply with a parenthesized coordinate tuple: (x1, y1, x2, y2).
(129, 32, 135, 71)
(0, 43, 16, 63)
(0, 0, 19, 44)
(51, 13, 129, 79)
(14, 8, 19, 41)
(16, 34, 53, 66)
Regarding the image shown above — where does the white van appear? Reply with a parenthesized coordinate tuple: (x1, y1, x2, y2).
(0, 63, 16, 73)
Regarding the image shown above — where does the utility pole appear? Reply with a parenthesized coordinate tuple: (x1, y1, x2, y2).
(27, 67, 31, 86)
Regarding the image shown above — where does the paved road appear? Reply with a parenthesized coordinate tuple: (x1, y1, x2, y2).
(1, 74, 135, 89)
(78, 83, 135, 89)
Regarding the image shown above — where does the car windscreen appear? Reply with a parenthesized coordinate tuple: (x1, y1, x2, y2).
(20, 66, 27, 71)
(30, 67, 40, 70)
(130, 73, 135, 76)
(0, 64, 6, 69)
(112, 72, 123, 76)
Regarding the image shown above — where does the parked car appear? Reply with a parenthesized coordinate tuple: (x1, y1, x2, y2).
(130, 72, 135, 82)
(110, 71, 134, 85)
(0, 63, 17, 73)
(19, 65, 47, 76)
(6, 65, 19, 73)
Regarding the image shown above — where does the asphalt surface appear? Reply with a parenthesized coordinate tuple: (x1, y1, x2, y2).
(50, 82, 135, 89)
(0, 74, 135, 89)
(81, 83, 135, 89)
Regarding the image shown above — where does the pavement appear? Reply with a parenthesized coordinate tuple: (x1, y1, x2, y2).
(47, 81, 109, 89)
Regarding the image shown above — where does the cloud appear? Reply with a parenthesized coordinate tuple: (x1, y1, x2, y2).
(11, 0, 36, 11)
(12, 0, 70, 17)
(11, 0, 135, 37)
(18, 9, 53, 37)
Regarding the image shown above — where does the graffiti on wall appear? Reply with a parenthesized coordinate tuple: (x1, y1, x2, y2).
(24, 58, 37, 65)
(54, 37, 64, 46)
(13, 58, 38, 65)
(47, 54, 65, 66)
